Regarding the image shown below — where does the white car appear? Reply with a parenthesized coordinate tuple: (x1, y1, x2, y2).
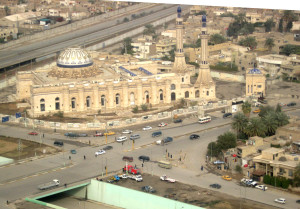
(158, 122, 167, 127)
(118, 174, 129, 179)
(274, 198, 285, 204)
(95, 149, 106, 156)
(122, 129, 132, 134)
(255, 185, 268, 191)
(134, 175, 143, 182)
(143, 126, 152, 131)
(116, 136, 127, 142)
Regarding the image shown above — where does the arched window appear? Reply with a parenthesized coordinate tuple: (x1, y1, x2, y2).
(171, 84, 176, 90)
(145, 91, 149, 103)
(71, 97, 76, 109)
(171, 92, 176, 101)
(206, 91, 209, 96)
(40, 98, 45, 112)
(86, 96, 91, 108)
(159, 89, 163, 101)
(116, 94, 120, 105)
(185, 91, 189, 98)
(182, 77, 184, 82)
(101, 95, 105, 106)
(130, 92, 135, 105)
(55, 97, 60, 110)
(195, 90, 200, 98)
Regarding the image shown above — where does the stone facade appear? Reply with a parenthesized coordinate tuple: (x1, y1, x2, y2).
(245, 68, 266, 97)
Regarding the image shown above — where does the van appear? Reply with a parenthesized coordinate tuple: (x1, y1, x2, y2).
(158, 161, 172, 169)
(54, 141, 64, 146)
(152, 131, 162, 137)
(130, 134, 140, 140)
(198, 116, 211, 124)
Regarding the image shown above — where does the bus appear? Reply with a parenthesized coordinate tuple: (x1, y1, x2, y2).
(198, 116, 211, 124)
(158, 161, 172, 169)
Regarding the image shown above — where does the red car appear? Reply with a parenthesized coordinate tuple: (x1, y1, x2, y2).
(158, 122, 167, 127)
(28, 132, 38, 135)
(94, 133, 103, 137)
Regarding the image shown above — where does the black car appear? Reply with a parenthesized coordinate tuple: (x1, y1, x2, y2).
(103, 145, 113, 151)
(223, 113, 232, 118)
(287, 102, 296, 106)
(174, 119, 183, 123)
(138, 155, 150, 162)
(189, 134, 200, 140)
(210, 184, 221, 189)
(152, 131, 162, 137)
(54, 141, 64, 146)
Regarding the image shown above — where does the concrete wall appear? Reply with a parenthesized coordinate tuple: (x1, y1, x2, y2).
(0, 76, 16, 90)
(88, 179, 203, 209)
(211, 71, 245, 83)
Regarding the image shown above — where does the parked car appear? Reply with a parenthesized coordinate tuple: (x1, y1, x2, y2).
(143, 126, 152, 131)
(122, 156, 133, 162)
(156, 137, 173, 145)
(102, 145, 113, 151)
(213, 160, 225, 165)
(274, 198, 286, 204)
(255, 185, 268, 191)
(142, 185, 156, 193)
(78, 133, 88, 137)
(103, 131, 115, 136)
(158, 122, 167, 127)
(253, 109, 261, 113)
(64, 132, 78, 138)
(94, 132, 103, 137)
(133, 175, 143, 182)
(118, 174, 129, 179)
(116, 136, 127, 142)
(54, 141, 64, 147)
(222, 175, 232, 181)
(95, 149, 106, 156)
(130, 134, 140, 140)
(279, 102, 286, 107)
(138, 155, 150, 162)
(70, 149, 77, 154)
(287, 102, 296, 106)
(28, 131, 38, 135)
(189, 134, 200, 140)
(152, 131, 162, 137)
(122, 129, 132, 134)
(209, 184, 221, 189)
(223, 113, 232, 118)
(173, 119, 182, 123)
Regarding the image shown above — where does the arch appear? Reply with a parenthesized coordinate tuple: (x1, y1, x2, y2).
(206, 91, 209, 96)
(159, 89, 163, 101)
(130, 92, 135, 105)
(171, 84, 176, 90)
(71, 97, 76, 109)
(101, 95, 105, 106)
(145, 91, 149, 103)
(171, 92, 176, 101)
(195, 90, 200, 98)
(116, 93, 120, 105)
(55, 97, 60, 110)
(86, 96, 91, 108)
(185, 91, 189, 98)
(40, 98, 45, 112)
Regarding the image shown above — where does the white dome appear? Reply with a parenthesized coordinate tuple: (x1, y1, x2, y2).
(57, 47, 93, 68)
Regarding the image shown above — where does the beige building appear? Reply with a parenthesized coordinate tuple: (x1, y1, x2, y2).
(155, 37, 176, 58)
(253, 148, 299, 180)
(131, 36, 156, 59)
(237, 136, 265, 158)
(245, 68, 266, 97)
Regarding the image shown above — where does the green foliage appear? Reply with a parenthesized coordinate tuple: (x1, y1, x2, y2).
(209, 34, 226, 45)
(188, 62, 199, 68)
(207, 142, 221, 158)
(278, 18, 283, 32)
(263, 175, 271, 185)
(271, 144, 281, 148)
(238, 37, 257, 50)
(232, 112, 249, 136)
(220, 12, 235, 18)
(123, 17, 129, 22)
(242, 101, 252, 115)
(245, 117, 266, 137)
(264, 38, 275, 51)
(4, 6, 10, 16)
(280, 44, 300, 56)
(0, 37, 5, 43)
(262, 111, 278, 136)
(258, 105, 274, 118)
(121, 38, 134, 55)
(295, 163, 300, 187)
(217, 132, 237, 150)
(132, 106, 138, 113)
(264, 18, 275, 32)
(235, 165, 242, 174)
(209, 62, 238, 72)
(161, 48, 175, 62)
(275, 104, 282, 113)
(194, 10, 206, 16)
(227, 13, 255, 37)
(53, 111, 64, 118)
(253, 22, 264, 27)
(286, 21, 293, 32)
(183, 39, 201, 48)
(264, 175, 291, 189)
(140, 104, 148, 111)
(143, 24, 155, 36)
(274, 112, 289, 127)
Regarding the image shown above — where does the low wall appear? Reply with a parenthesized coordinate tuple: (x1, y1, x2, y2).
(211, 71, 245, 83)
(0, 76, 16, 90)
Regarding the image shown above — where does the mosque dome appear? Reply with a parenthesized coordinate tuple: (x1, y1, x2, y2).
(57, 47, 93, 68)
(248, 68, 262, 74)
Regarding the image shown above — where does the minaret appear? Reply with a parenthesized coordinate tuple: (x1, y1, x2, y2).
(194, 15, 216, 100)
(172, 6, 187, 74)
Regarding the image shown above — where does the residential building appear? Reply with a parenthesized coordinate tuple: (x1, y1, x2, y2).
(155, 37, 176, 58)
(131, 37, 156, 59)
(245, 68, 266, 97)
(0, 0, 18, 6)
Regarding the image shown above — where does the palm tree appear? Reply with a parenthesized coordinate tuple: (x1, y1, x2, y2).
(275, 112, 289, 127)
(262, 112, 278, 136)
(245, 117, 266, 137)
(232, 112, 248, 136)
(265, 38, 275, 51)
(242, 101, 251, 117)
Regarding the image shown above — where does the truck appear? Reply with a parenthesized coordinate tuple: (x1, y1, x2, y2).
(38, 179, 60, 190)
(160, 175, 176, 183)
(123, 165, 141, 175)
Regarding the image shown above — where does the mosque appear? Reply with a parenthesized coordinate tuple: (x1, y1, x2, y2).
(16, 7, 216, 118)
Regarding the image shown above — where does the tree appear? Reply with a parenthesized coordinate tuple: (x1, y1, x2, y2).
(209, 34, 226, 45)
(280, 44, 296, 56)
(286, 21, 293, 32)
(217, 131, 237, 150)
(123, 17, 129, 22)
(4, 6, 10, 16)
(207, 142, 221, 158)
(264, 18, 275, 32)
(121, 38, 134, 55)
(278, 18, 283, 33)
(274, 112, 289, 127)
(275, 103, 282, 113)
(238, 37, 257, 50)
(235, 165, 242, 174)
(195, 11, 206, 16)
(294, 163, 300, 187)
(141, 104, 148, 111)
(143, 24, 155, 36)
(262, 112, 278, 136)
(242, 101, 251, 116)
(245, 117, 266, 137)
(232, 112, 248, 136)
(132, 106, 138, 113)
(264, 38, 275, 51)
(258, 105, 274, 118)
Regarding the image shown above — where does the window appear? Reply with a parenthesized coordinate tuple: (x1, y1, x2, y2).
(182, 77, 184, 82)
(55, 97, 60, 110)
(195, 90, 199, 98)
(40, 99, 45, 112)
(289, 170, 293, 177)
(116, 94, 120, 105)
(171, 84, 176, 90)
(257, 85, 262, 88)
(206, 91, 209, 96)
(71, 97, 76, 109)
(101, 95, 105, 106)
(171, 92, 176, 101)
(130, 92, 135, 105)
(86, 96, 91, 108)
(145, 91, 149, 103)
(159, 89, 163, 101)
(185, 91, 189, 98)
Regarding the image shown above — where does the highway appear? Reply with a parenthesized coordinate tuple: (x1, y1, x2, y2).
(0, 4, 191, 69)
(0, 109, 300, 208)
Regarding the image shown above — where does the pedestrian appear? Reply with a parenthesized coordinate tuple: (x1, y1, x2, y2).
(64, 183, 67, 188)
(84, 155, 86, 160)
(171, 154, 172, 159)
(6, 200, 8, 205)
(69, 156, 71, 160)
(122, 141, 124, 146)
(201, 166, 203, 171)
(43, 133, 44, 138)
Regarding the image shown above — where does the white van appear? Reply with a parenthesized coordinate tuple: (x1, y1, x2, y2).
(198, 116, 211, 124)
(116, 136, 127, 142)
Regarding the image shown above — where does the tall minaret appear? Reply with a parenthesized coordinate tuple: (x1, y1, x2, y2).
(172, 6, 187, 74)
(194, 15, 216, 100)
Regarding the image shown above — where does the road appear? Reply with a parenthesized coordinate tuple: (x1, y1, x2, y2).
(0, 109, 300, 208)
(0, 4, 191, 69)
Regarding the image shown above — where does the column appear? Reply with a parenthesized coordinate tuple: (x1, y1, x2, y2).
(78, 87, 84, 111)
(93, 86, 99, 110)
(137, 81, 143, 105)
(122, 83, 129, 108)
(165, 80, 171, 104)
(151, 81, 157, 105)
(107, 84, 114, 109)
(63, 88, 70, 112)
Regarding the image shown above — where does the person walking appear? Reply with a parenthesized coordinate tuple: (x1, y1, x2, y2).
(84, 155, 86, 160)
